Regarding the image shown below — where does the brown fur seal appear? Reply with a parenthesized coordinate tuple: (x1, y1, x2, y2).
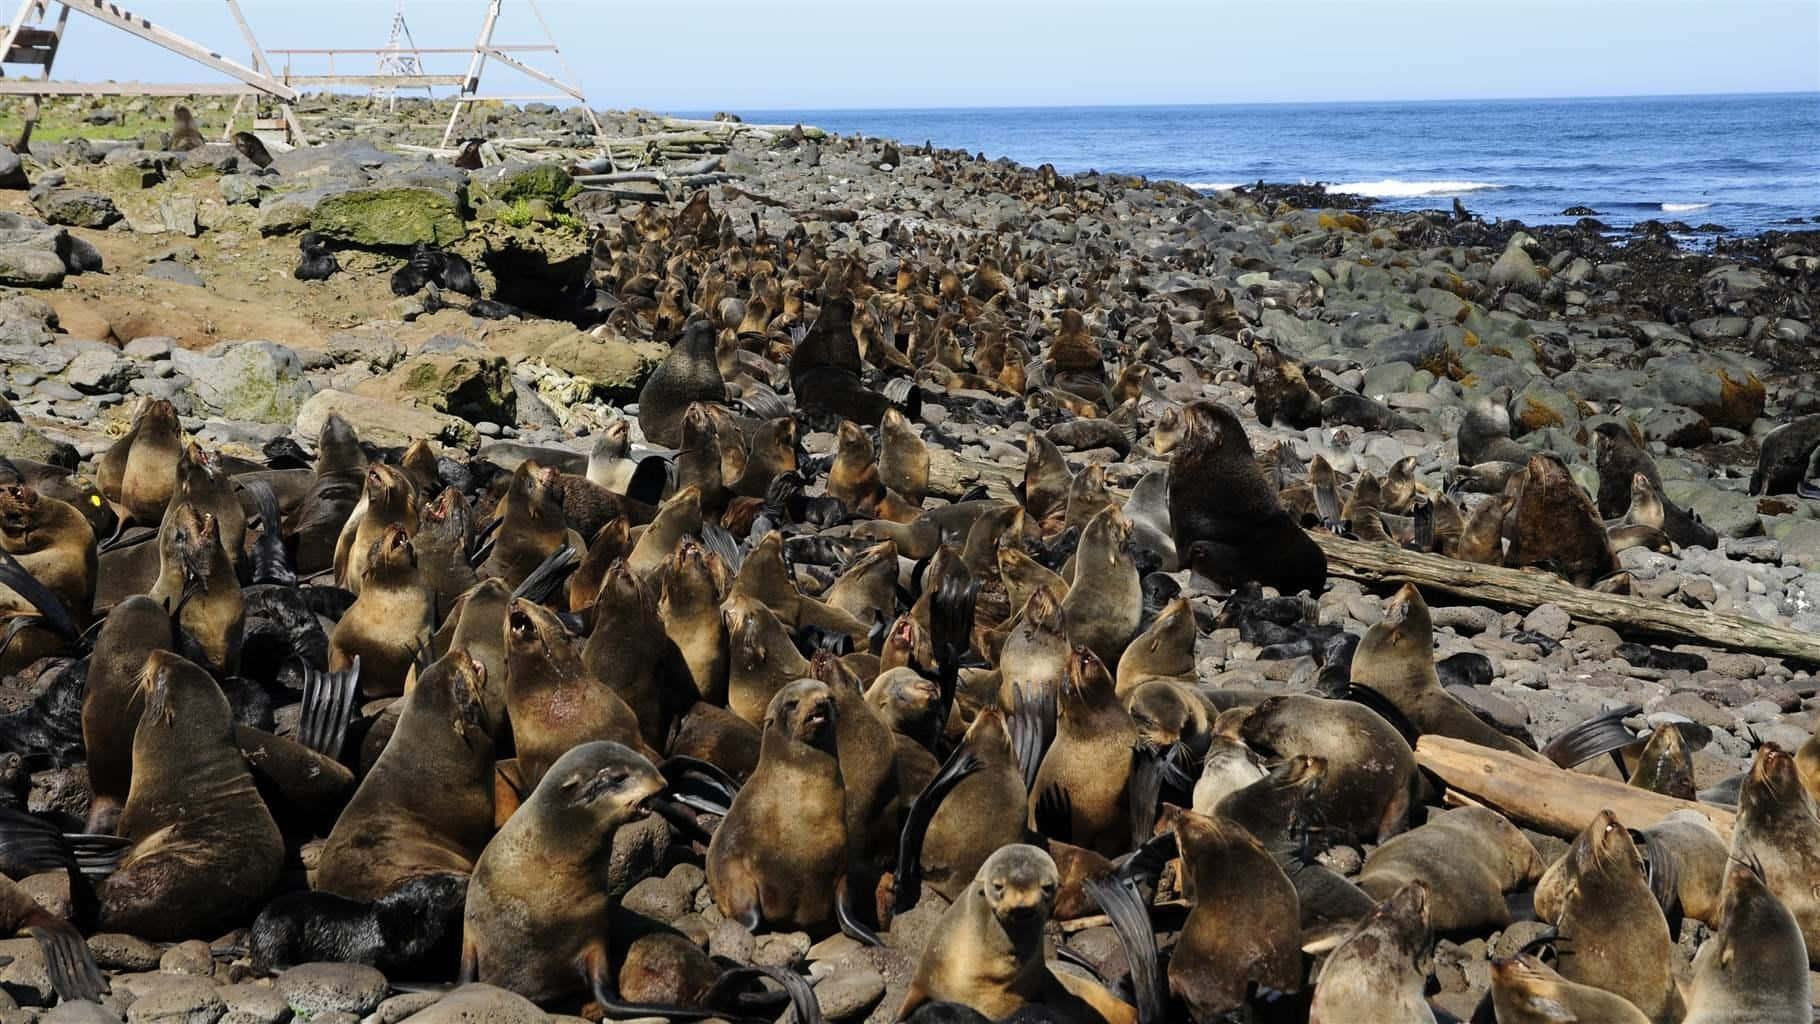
(1630, 721, 1697, 800)
(706, 678, 851, 934)
(897, 843, 1136, 1024)
(460, 741, 666, 1004)
(1308, 881, 1435, 1024)
(828, 420, 883, 511)
(1251, 340, 1321, 429)
(329, 524, 434, 698)
(582, 559, 698, 751)
(1490, 954, 1649, 1024)
(97, 397, 183, 527)
(0, 483, 95, 666)
(1028, 647, 1136, 858)
(996, 584, 1070, 707)
(289, 412, 368, 576)
(722, 591, 810, 727)
(1168, 401, 1326, 595)
(916, 708, 1029, 902)
(1020, 434, 1074, 537)
(1061, 507, 1141, 670)
(567, 516, 631, 614)
(880, 407, 930, 503)
(102, 650, 284, 939)
(638, 320, 726, 448)
(1534, 809, 1729, 931)
(1505, 452, 1614, 586)
(1240, 693, 1415, 840)
(503, 597, 649, 791)
(627, 485, 702, 578)
(1352, 584, 1542, 759)
(1355, 806, 1540, 934)
(1729, 743, 1820, 968)
(811, 652, 901, 868)
(1682, 857, 1813, 1023)
(315, 650, 494, 901)
(335, 463, 420, 594)
(170, 104, 205, 150)
(1593, 421, 1660, 519)
(1552, 810, 1684, 1023)
(147, 501, 244, 673)
(823, 539, 899, 626)
(1169, 809, 1302, 1020)
(80, 595, 171, 833)
(481, 462, 582, 590)
(656, 539, 729, 704)
(174, 442, 245, 567)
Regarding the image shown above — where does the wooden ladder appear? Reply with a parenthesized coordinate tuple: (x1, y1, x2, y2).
(0, 0, 72, 152)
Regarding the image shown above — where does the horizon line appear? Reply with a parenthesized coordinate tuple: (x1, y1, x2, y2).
(667, 88, 1820, 115)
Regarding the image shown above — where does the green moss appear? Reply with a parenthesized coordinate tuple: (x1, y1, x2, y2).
(311, 186, 465, 247)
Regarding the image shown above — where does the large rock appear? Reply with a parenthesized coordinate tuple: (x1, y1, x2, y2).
(30, 187, 120, 228)
(468, 161, 576, 210)
(1643, 355, 1765, 431)
(65, 348, 137, 394)
(295, 389, 479, 450)
(273, 963, 387, 1017)
(399, 986, 543, 1024)
(173, 341, 314, 423)
(124, 979, 224, 1024)
(536, 331, 662, 401)
(355, 352, 514, 425)
(310, 186, 465, 247)
(0, 422, 78, 469)
(256, 189, 329, 236)
(0, 232, 67, 286)
(0, 150, 27, 190)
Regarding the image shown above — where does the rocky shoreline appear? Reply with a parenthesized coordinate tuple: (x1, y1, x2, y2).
(0, 92, 1815, 1020)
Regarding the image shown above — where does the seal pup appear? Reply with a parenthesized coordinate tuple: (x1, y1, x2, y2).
(102, 650, 284, 940)
(1307, 881, 1436, 1024)
(294, 232, 339, 281)
(1552, 810, 1683, 1023)
(638, 320, 726, 448)
(1168, 809, 1302, 1020)
(316, 649, 493, 901)
(1168, 401, 1325, 595)
(1729, 743, 1820, 967)
(1593, 421, 1660, 519)
(503, 597, 649, 791)
(1490, 954, 1649, 1024)
(1354, 806, 1541, 934)
(585, 419, 638, 495)
(707, 678, 856, 936)
(169, 104, 204, 150)
(897, 844, 1136, 1024)
(1682, 857, 1813, 1024)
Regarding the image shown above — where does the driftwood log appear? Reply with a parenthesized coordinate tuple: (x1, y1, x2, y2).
(1415, 735, 1736, 841)
(925, 448, 1820, 665)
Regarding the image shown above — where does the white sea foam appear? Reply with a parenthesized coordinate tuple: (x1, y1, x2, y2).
(1185, 182, 1242, 192)
(1329, 179, 1500, 198)
(1661, 202, 1713, 213)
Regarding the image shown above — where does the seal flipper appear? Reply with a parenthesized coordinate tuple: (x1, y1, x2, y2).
(297, 656, 361, 758)
(703, 965, 822, 1024)
(1409, 496, 1435, 551)
(1126, 747, 1166, 848)
(244, 480, 297, 586)
(648, 795, 714, 846)
(510, 543, 578, 604)
(1541, 703, 1641, 771)
(1630, 827, 1684, 940)
(658, 755, 741, 815)
(928, 574, 979, 739)
(0, 550, 83, 647)
(31, 918, 105, 1003)
(1008, 685, 1057, 793)
(625, 455, 671, 509)
(892, 748, 983, 914)
(834, 875, 883, 947)
(700, 522, 742, 574)
(1032, 785, 1074, 844)
(1084, 874, 1164, 1024)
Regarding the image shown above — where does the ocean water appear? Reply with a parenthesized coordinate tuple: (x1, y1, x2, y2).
(710, 93, 1820, 236)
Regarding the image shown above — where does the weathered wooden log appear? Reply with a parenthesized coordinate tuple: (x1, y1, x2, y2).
(1415, 735, 1735, 841)
(1310, 531, 1820, 665)
(575, 171, 740, 189)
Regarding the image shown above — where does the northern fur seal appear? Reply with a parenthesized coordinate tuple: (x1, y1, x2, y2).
(481, 462, 584, 589)
(1682, 857, 1813, 1023)
(503, 597, 649, 791)
(1240, 693, 1415, 840)
(233, 130, 274, 169)
(315, 650, 494, 901)
(916, 707, 1028, 902)
(582, 559, 697, 751)
(0, 483, 96, 668)
(1729, 743, 1820, 968)
(97, 396, 182, 528)
(638, 320, 726, 448)
(1490, 954, 1649, 1024)
(295, 232, 339, 282)
(1028, 648, 1137, 858)
(328, 524, 433, 698)
(1061, 507, 1141, 669)
(170, 104, 205, 150)
(1505, 452, 1614, 586)
(1307, 881, 1435, 1024)
(1552, 810, 1683, 1023)
(80, 595, 171, 833)
(707, 678, 852, 935)
(1750, 412, 1820, 496)
(147, 501, 244, 673)
(1354, 806, 1540, 934)
(1167, 401, 1325, 595)
(1168, 809, 1301, 1020)
(335, 463, 419, 594)
(102, 650, 284, 939)
(897, 843, 1135, 1024)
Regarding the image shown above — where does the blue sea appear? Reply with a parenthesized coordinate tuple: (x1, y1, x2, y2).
(707, 93, 1820, 236)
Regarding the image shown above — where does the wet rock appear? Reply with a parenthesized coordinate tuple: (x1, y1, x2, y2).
(273, 964, 387, 1017)
(804, 966, 885, 1022)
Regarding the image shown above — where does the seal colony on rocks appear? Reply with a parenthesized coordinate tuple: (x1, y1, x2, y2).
(0, 93, 1812, 1024)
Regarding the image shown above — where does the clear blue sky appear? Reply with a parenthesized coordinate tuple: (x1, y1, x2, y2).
(37, 0, 1820, 111)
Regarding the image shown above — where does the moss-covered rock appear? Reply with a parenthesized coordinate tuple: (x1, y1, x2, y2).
(537, 330, 663, 402)
(29, 187, 119, 229)
(0, 422, 77, 469)
(173, 341, 315, 423)
(357, 352, 514, 425)
(310, 186, 465, 247)
(469, 161, 577, 211)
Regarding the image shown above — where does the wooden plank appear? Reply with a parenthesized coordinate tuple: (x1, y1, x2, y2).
(1415, 735, 1735, 841)
(60, 0, 296, 101)
(0, 79, 263, 94)
(284, 73, 465, 88)
(1309, 531, 1820, 666)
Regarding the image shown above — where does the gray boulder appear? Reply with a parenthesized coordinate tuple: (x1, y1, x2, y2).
(173, 341, 314, 423)
(30, 187, 120, 228)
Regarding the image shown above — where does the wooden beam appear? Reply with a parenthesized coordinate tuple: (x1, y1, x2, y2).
(1415, 735, 1735, 842)
(60, 0, 296, 101)
(284, 73, 465, 88)
(0, 79, 262, 94)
